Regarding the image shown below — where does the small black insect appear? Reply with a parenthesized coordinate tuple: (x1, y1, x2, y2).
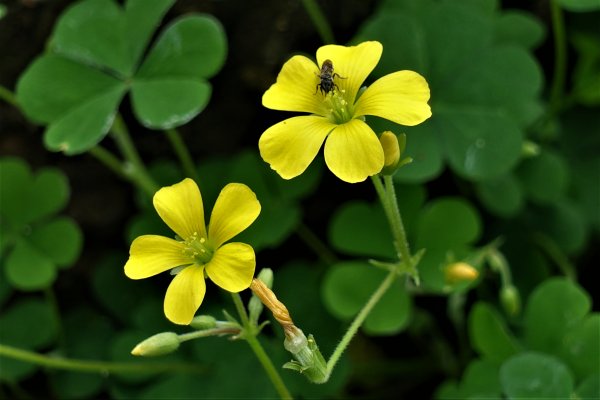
(315, 59, 345, 95)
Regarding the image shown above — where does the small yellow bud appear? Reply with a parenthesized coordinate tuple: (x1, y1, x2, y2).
(131, 332, 180, 357)
(445, 262, 479, 284)
(379, 131, 401, 175)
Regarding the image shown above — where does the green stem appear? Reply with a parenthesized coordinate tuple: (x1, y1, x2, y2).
(383, 175, 412, 263)
(326, 270, 397, 375)
(88, 146, 129, 180)
(231, 292, 251, 327)
(295, 222, 338, 265)
(178, 327, 241, 343)
(110, 114, 158, 197)
(0, 344, 204, 374)
(549, 0, 567, 114)
(246, 335, 293, 400)
(300, 0, 335, 44)
(371, 176, 413, 268)
(164, 128, 198, 182)
(0, 85, 17, 106)
(231, 294, 292, 400)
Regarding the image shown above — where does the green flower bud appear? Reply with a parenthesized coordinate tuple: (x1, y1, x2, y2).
(500, 285, 521, 317)
(257, 268, 274, 289)
(190, 315, 217, 330)
(131, 332, 180, 357)
(521, 140, 540, 158)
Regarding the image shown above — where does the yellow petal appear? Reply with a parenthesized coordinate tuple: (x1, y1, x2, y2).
(324, 119, 384, 183)
(316, 41, 382, 103)
(153, 178, 207, 240)
(124, 235, 191, 279)
(259, 115, 335, 180)
(262, 55, 329, 115)
(164, 265, 206, 325)
(205, 242, 255, 292)
(208, 183, 261, 248)
(354, 70, 432, 126)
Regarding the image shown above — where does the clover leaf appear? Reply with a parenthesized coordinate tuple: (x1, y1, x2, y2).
(16, 0, 226, 154)
(468, 302, 520, 364)
(449, 278, 596, 399)
(355, 0, 544, 182)
(0, 157, 83, 290)
(500, 352, 574, 399)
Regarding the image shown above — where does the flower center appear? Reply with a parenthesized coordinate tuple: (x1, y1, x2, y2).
(183, 232, 214, 264)
(323, 90, 354, 124)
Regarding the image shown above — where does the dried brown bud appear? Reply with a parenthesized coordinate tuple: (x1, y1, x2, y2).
(250, 278, 296, 338)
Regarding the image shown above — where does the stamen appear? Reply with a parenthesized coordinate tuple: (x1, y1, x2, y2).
(323, 91, 354, 124)
(182, 233, 214, 264)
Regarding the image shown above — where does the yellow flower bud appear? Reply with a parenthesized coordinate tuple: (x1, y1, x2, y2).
(379, 131, 401, 175)
(445, 262, 479, 284)
(131, 332, 180, 357)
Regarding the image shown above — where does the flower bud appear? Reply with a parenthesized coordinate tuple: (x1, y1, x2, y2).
(131, 332, 180, 357)
(190, 315, 217, 330)
(379, 131, 401, 175)
(500, 285, 521, 317)
(256, 268, 274, 289)
(521, 140, 540, 158)
(444, 262, 479, 284)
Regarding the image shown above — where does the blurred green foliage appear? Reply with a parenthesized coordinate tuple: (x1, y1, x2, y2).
(439, 278, 598, 399)
(0, 158, 82, 291)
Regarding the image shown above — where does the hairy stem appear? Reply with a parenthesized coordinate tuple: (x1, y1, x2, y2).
(0, 344, 204, 374)
(110, 114, 158, 197)
(326, 270, 397, 375)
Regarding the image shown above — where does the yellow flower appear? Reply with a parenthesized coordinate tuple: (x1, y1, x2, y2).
(259, 41, 431, 183)
(124, 178, 261, 325)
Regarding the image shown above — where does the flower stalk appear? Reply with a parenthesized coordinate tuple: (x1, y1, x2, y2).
(164, 128, 199, 182)
(371, 175, 417, 280)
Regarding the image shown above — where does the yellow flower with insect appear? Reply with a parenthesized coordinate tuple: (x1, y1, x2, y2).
(259, 41, 432, 183)
(124, 178, 261, 325)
